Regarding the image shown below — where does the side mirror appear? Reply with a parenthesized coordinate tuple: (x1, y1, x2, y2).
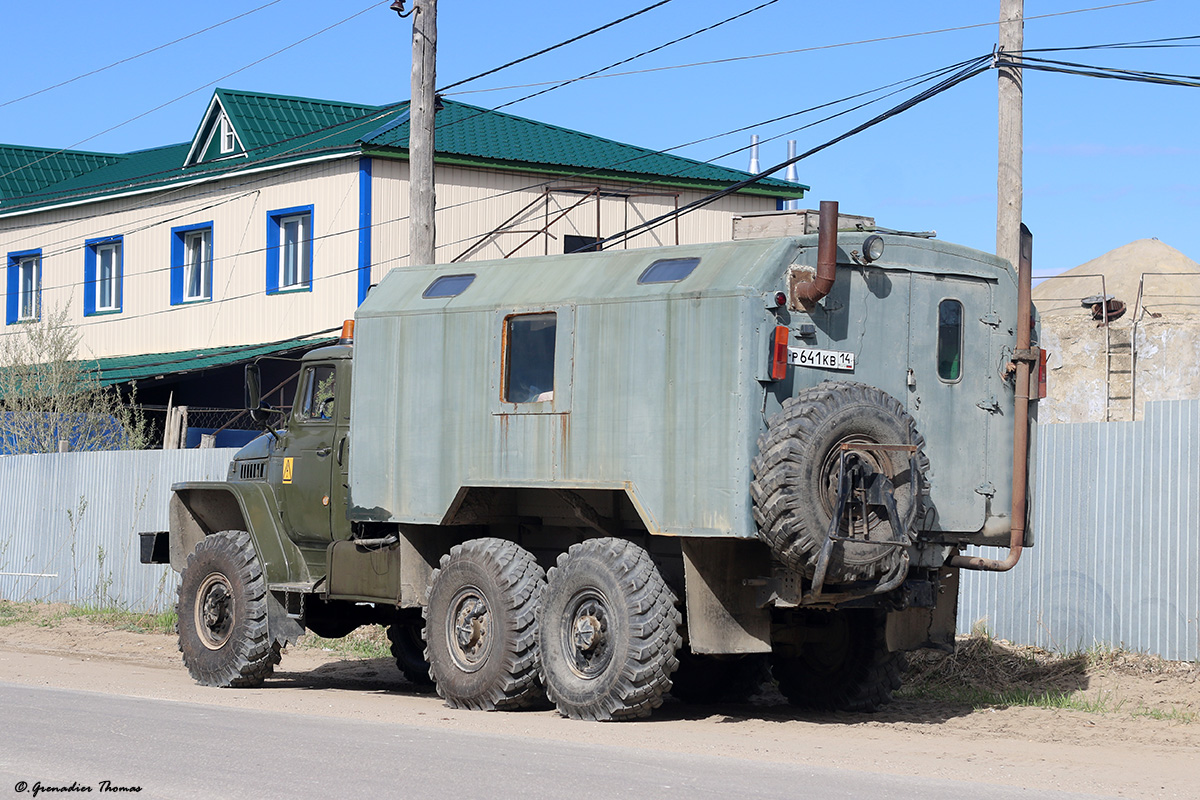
(245, 364, 262, 410)
(245, 364, 270, 425)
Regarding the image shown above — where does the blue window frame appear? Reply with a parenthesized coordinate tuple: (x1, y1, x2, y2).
(170, 222, 213, 305)
(6, 248, 42, 325)
(266, 205, 313, 294)
(84, 236, 123, 316)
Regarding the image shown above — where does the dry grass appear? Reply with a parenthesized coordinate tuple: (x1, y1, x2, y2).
(901, 632, 1199, 720)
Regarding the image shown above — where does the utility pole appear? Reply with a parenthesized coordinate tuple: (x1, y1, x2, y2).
(997, 0, 1023, 270)
(408, 0, 437, 266)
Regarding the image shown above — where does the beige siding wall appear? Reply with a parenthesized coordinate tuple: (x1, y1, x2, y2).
(368, 160, 779, 281)
(3, 155, 784, 359)
(1, 158, 362, 359)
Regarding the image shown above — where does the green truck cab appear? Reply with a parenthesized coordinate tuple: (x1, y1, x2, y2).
(145, 202, 1039, 720)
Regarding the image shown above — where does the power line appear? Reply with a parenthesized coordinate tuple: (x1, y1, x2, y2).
(0, 0, 285, 111)
(481, 0, 783, 114)
(443, 0, 1163, 98)
(438, 0, 677, 92)
(596, 55, 995, 249)
(0, 1, 390, 187)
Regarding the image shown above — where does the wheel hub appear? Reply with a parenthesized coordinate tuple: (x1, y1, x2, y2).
(565, 594, 612, 679)
(447, 589, 491, 672)
(195, 572, 234, 650)
(573, 614, 604, 652)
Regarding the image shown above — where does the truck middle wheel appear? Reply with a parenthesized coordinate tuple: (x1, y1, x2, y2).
(422, 537, 545, 710)
(538, 538, 682, 721)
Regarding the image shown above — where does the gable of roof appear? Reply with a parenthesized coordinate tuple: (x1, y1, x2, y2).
(0, 88, 805, 215)
(0, 145, 125, 200)
(184, 88, 381, 167)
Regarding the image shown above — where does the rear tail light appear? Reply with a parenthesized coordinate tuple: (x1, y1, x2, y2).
(770, 326, 790, 381)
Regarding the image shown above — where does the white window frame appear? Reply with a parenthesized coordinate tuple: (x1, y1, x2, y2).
(95, 242, 121, 312)
(279, 213, 311, 290)
(219, 116, 236, 154)
(17, 255, 40, 321)
(183, 229, 212, 301)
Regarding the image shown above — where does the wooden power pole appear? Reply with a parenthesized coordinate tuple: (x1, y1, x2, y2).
(409, 0, 437, 266)
(997, 0, 1023, 270)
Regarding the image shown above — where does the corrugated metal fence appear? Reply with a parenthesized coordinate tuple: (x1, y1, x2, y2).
(0, 448, 237, 613)
(959, 399, 1200, 661)
(3, 402, 1198, 660)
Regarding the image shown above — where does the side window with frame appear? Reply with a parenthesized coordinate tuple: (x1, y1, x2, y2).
(6, 249, 42, 324)
(171, 223, 213, 304)
(504, 313, 557, 403)
(267, 205, 313, 294)
(84, 236, 123, 316)
(298, 365, 337, 421)
(937, 299, 964, 382)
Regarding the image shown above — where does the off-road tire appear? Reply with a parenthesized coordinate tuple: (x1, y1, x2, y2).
(751, 381, 928, 583)
(423, 538, 545, 710)
(669, 649, 770, 704)
(389, 610, 434, 689)
(177, 530, 280, 688)
(771, 609, 903, 712)
(538, 538, 682, 721)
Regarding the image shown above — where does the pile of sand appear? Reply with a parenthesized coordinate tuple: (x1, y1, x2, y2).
(1033, 239, 1200, 318)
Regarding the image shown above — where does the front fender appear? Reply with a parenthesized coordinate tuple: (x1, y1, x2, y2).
(169, 480, 310, 586)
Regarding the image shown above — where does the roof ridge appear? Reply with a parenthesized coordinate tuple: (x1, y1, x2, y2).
(215, 87, 382, 113)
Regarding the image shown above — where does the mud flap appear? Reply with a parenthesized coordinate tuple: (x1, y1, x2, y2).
(885, 567, 959, 653)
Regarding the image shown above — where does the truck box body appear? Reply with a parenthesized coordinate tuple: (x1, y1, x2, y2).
(350, 234, 1024, 545)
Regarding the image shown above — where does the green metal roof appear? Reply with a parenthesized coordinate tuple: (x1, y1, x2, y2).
(0, 88, 806, 215)
(0, 145, 126, 200)
(90, 334, 337, 386)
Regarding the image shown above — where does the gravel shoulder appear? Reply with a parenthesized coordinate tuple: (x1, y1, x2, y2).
(1, 603, 1197, 799)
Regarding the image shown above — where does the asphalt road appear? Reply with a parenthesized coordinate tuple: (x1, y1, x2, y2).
(0, 682, 1118, 800)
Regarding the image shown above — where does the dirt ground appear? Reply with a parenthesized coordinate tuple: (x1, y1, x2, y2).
(1, 604, 1197, 799)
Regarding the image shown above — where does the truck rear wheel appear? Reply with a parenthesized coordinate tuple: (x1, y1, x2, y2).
(751, 381, 927, 584)
(771, 609, 903, 712)
(423, 538, 545, 710)
(389, 610, 433, 688)
(538, 538, 681, 721)
(177, 530, 280, 687)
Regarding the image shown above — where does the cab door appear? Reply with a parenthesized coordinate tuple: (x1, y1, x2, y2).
(279, 362, 341, 545)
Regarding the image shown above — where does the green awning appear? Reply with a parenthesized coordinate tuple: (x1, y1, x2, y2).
(90, 332, 338, 386)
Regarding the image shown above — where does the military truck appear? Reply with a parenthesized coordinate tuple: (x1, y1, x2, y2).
(142, 201, 1040, 720)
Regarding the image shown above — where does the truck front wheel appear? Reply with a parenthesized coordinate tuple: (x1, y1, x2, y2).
(423, 538, 545, 710)
(177, 530, 280, 687)
(538, 538, 681, 721)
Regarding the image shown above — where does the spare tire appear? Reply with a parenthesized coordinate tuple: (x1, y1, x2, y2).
(751, 381, 927, 584)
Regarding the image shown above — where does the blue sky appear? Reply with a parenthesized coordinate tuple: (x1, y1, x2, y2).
(2, 0, 1195, 279)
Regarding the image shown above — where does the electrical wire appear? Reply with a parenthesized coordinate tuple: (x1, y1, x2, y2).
(0, 0, 285, 111)
(596, 55, 995, 249)
(442, 0, 1163, 97)
(478, 0, 783, 115)
(438, 0, 677, 92)
(0, 1, 390, 187)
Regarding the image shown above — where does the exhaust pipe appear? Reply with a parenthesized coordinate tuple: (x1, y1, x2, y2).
(793, 200, 839, 304)
(951, 224, 1034, 572)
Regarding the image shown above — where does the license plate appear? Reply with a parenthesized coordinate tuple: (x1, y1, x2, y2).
(788, 346, 855, 371)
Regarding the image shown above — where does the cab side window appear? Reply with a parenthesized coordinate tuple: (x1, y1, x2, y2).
(504, 313, 556, 403)
(298, 365, 337, 420)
